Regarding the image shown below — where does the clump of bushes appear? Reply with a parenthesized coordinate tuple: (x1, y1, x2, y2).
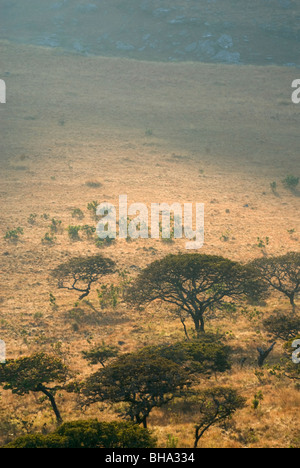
(3, 420, 157, 448)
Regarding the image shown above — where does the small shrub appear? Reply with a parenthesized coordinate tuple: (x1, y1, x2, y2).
(220, 230, 231, 242)
(49, 218, 62, 234)
(95, 237, 115, 248)
(85, 181, 102, 189)
(283, 175, 299, 191)
(71, 208, 84, 220)
(256, 237, 269, 250)
(97, 285, 120, 309)
(87, 201, 100, 219)
(252, 391, 263, 410)
(4, 227, 24, 242)
(81, 225, 96, 239)
(42, 232, 56, 245)
(67, 225, 81, 241)
(27, 214, 38, 225)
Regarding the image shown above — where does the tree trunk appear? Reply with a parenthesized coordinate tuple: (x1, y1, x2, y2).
(181, 318, 190, 341)
(142, 417, 148, 429)
(289, 293, 296, 312)
(194, 424, 213, 448)
(37, 384, 63, 425)
(257, 342, 276, 368)
(194, 315, 205, 335)
(79, 288, 90, 301)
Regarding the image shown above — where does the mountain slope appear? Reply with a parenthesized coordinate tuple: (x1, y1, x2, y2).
(0, 0, 300, 66)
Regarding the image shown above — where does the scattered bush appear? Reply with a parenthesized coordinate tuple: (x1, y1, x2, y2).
(42, 232, 56, 245)
(67, 225, 81, 241)
(27, 214, 37, 225)
(85, 181, 102, 189)
(4, 227, 24, 242)
(49, 218, 62, 234)
(71, 208, 84, 220)
(283, 175, 299, 191)
(87, 201, 100, 219)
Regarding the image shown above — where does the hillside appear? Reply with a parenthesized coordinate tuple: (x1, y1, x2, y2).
(0, 41, 299, 447)
(0, 0, 300, 66)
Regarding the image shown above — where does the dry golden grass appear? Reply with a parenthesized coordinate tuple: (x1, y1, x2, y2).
(0, 41, 299, 448)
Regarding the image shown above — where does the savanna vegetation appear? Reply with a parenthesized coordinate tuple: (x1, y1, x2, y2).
(0, 250, 299, 448)
(0, 39, 299, 449)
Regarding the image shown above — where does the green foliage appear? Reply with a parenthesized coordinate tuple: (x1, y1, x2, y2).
(126, 254, 266, 333)
(263, 312, 300, 341)
(166, 434, 178, 448)
(82, 343, 120, 367)
(49, 218, 62, 234)
(0, 353, 67, 395)
(241, 307, 264, 323)
(71, 208, 84, 220)
(51, 255, 116, 300)
(42, 232, 56, 245)
(194, 387, 246, 447)
(283, 175, 299, 191)
(87, 201, 100, 219)
(27, 213, 37, 225)
(97, 284, 120, 309)
(49, 293, 57, 310)
(137, 336, 231, 376)
(256, 237, 269, 250)
(3, 420, 156, 448)
(95, 236, 115, 248)
(3, 434, 68, 449)
(251, 252, 300, 310)
(4, 227, 24, 242)
(67, 225, 81, 241)
(252, 391, 264, 410)
(81, 224, 96, 239)
(85, 181, 102, 189)
(82, 352, 191, 427)
(0, 353, 68, 423)
(270, 181, 277, 193)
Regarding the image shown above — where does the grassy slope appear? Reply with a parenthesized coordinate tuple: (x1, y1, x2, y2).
(0, 41, 299, 447)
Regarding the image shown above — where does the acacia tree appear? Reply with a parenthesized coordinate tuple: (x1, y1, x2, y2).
(51, 255, 116, 300)
(82, 343, 120, 367)
(0, 353, 68, 424)
(194, 387, 246, 448)
(251, 253, 300, 312)
(126, 254, 266, 333)
(82, 352, 191, 428)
